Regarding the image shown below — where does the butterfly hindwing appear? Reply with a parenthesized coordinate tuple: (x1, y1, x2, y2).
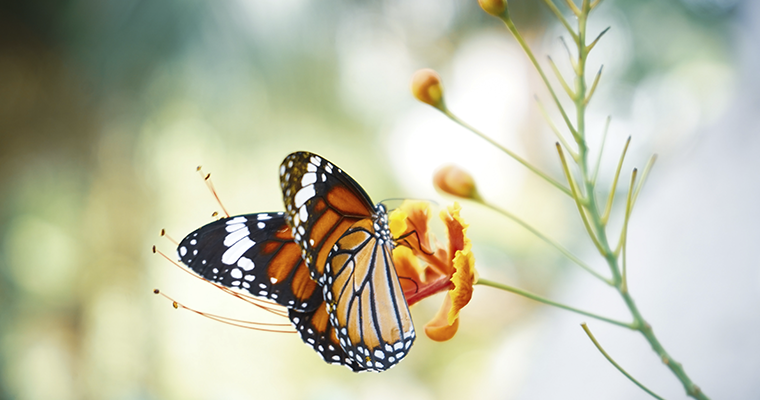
(279, 152, 376, 282)
(177, 212, 322, 312)
(288, 302, 366, 372)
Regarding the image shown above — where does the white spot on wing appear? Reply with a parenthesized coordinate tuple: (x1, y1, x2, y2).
(222, 237, 255, 265)
(307, 163, 317, 172)
(179, 246, 187, 257)
(224, 226, 250, 247)
(226, 216, 247, 225)
(294, 186, 315, 208)
(225, 223, 245, 233)
(238, 257, 254, 271)
(299, 206, 308, 222)
(257, 214, 272, 220)
(257, 222, 265, 229)
(301, 172, 317, 186)
(230, 268, 243, 279)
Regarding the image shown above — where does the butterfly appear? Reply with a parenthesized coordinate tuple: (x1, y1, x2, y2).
(177, 151, 415, 372)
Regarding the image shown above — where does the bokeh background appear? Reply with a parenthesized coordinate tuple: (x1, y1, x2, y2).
(1, 0, 758, 398)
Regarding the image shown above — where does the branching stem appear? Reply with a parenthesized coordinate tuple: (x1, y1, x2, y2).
(581, 323, 665, 399)
(479, 3, 712, 399)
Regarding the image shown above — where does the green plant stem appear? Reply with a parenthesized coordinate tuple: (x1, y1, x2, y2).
(441, 108, 572, 197)
(615, 169, 637, 259)
(591, 116, 611, 185)
(541, 0, 578, 41)
(556, 144, 605, 255)
(477, 279, 632, 328)
(632, 154, 657, 209)
(581, 323, 665, 400)
(499, 13, 579, 141)
(502, 1, 710, 398)
(536, 97, 579, 160)
(479, 200, 611, 284)
(601, 136, 631, 224)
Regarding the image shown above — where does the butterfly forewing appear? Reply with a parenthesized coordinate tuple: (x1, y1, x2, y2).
(279, 152, 375, 281)
(324, 217, 416, 371)
(177, 213, 322, 312)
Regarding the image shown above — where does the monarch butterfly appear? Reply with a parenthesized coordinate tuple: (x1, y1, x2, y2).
(177, 152, 415, 372)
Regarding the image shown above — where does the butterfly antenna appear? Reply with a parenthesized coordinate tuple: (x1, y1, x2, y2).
(197, 166, 231, 218)
(152, 245, 289, 318)
(153, 289, 294, 333)
(159, 229, 179, 246)
(395, 230, 435, 256)
(380, 198, 439, 211)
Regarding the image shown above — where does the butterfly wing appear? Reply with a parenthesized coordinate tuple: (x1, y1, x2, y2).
(177, 212, 322, 312)
(289, 301, 366, 372)
(279, 152, 415, 371)
(324, 218, 416, 372)
(279, 151, 375, 282)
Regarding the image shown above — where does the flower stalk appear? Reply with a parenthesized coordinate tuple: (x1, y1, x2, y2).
(454, 0, 711, 398)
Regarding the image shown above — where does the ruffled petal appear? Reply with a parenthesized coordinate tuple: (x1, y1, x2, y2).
(448, 242, 477, 325)
(440, 202, 468, 259)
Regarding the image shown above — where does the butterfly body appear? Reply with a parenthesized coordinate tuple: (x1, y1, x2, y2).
(177, 151, 415, 372)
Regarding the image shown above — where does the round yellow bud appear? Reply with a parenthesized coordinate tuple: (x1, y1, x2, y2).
(478, 0, 507, 17)
(411, 68, 445, 109)
(433, 165, 480, 200)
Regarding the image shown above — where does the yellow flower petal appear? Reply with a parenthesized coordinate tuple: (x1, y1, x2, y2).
(424, 294, 460, 342)
(388, 208, 408, 238)
(448, 242, 477, 325)
(394, 200, 434, 253)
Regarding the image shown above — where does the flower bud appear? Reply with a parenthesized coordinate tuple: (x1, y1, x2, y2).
(411, 68, 445, 109)
(478, 0, 507, 17)
(433, 165, 480, 200)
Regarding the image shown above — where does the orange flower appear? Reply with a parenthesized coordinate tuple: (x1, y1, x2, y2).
(390, 201, 477, 341)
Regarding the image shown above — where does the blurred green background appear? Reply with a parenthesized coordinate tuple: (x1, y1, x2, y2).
(1, 0, 757, 399)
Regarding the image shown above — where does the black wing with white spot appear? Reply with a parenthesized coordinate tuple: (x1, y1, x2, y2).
(279, 151, 376, 282)
(177, 212, 323, 313)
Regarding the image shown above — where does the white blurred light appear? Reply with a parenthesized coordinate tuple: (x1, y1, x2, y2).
(336, 10, 415, 123)
(233, 0, 311, 38)
(388, 33, 531, 204)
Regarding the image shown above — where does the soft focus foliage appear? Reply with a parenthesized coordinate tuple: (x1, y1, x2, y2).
(0, 0, 756, 399)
